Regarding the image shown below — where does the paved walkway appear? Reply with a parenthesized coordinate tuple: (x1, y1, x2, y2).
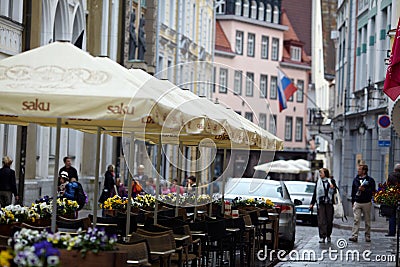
(274, 217, 398, 267)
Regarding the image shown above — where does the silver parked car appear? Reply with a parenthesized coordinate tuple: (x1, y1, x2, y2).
(223, 178, 299, 249)
(284, 181, 317, 226)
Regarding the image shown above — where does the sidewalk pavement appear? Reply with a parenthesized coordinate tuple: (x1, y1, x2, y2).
(333, 216, 388, 233)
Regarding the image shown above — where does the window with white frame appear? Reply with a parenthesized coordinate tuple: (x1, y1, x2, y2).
(157, 55, 164, 78)
(247, 33, 255, 57)
(290, 46, 301, 61)
(169, 0, 175, 29)
(251, 1, 257, 19)
(288, 79, 294, 102)
(296, 80, 304, 102)
(285, 116, 293, 141)
(269, 114, 276, 135)
(273, 6, 279, 23)
(235, 31, 243, 54)
(235, 0, 242, 15)
(160, 0, 166, 23)
(261, 35, 269, 59)
(260, 74, 268, 98)
(266, 4, 272, 22)
(192, 3, 196, 40)
(243, 0, 249, 17)
(271, 38, 279, 60)
(245, 112, 253, 122)
(259, 113, 267, 129)
(270, 76, 277, 99)
(212, 67, 216, 92)
(216, 0, 226, 14)
(219, 68, 228, 93)
(258, 2, 264, 21)
(246, 72, 254, 96)
(234, 70, 242, 95)
(295, 117, 303, 142)
(167, 58, 173, 81)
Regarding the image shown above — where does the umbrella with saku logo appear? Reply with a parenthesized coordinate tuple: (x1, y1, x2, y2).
(0, 42, 284, 233)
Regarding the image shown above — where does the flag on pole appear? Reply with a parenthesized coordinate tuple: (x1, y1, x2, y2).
(384, 18, 400, 101)
(277, 69, 298, 112)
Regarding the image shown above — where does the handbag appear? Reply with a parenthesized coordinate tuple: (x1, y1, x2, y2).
(98, 189, 109, 204)
(333, 190, 347, 221)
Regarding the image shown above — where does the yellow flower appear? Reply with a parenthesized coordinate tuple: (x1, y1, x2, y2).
(0, 250, 13, 267)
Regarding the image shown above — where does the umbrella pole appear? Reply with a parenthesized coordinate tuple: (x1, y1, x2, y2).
(175, 142, 182, 217)
(209, 147, 215, 216)
(154, 135, 162, 224)
(194, 147, 200, 221)
(221, 148, 227, 216)
(125, 133, 135, 239)
(51, 118, 61, 233)
(92, 127, 101, 227)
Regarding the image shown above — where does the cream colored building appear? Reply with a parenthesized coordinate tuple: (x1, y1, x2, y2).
(157, 0, 214, 97)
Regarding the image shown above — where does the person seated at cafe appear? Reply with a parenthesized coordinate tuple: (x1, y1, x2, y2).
(63, 177, 79, 201)
(186, 176, 197, 193)
(161, 183, 170, 194)
(132, 178, 142, 197)
(143, 177, 156, 195)
(170, 179, 184, 194)
(58, 171, 69, 195)
(116, 178, 127, 197)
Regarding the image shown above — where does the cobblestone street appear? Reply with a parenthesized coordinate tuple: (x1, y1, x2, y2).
(275, 218, 398, 267)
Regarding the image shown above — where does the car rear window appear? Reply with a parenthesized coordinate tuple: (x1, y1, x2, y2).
(225, 181, 283, 198)
(286, 183, 315, 194)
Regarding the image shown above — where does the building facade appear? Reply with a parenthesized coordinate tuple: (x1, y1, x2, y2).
(213, 0, 310, 177)
(332, 0, 400, 215)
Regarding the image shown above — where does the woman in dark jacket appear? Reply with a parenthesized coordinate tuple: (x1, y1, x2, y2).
(104, 164, 116, 197)
(0, 156, 18, 207)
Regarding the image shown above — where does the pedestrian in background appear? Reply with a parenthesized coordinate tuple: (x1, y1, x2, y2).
(310, 168, 337, 243)
(349, 164, 376, 242)
(59, 156, 79, 181)
(104, 164, 116, 198)
(0, 156, 18, 207)
(386, 163, 400, 236)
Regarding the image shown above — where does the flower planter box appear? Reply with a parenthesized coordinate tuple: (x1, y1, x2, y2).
(103, 209, 119, 217)
(59, 250, 127, 267)
(31, 218, 51, 227)
(0, 223, 21, 236)
(379, 204, 396, 217)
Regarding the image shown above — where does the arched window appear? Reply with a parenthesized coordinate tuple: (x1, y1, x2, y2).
(273, 6, 279, 23)
(235, 0, 242, 16)
(250, 1, 257, 19)
(243, 0, 249, 17)
(266, 4, 272, 22)
(258, 2, 264, 21)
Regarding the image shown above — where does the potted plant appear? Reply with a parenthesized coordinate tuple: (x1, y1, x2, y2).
(374, 183, 400, 217)
(100, 195, 129, 216)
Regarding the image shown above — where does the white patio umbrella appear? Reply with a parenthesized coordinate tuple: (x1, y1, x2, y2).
(254, 160, 303, 174)
(0, 42, 284, 232)
(286, 160, 311, 173)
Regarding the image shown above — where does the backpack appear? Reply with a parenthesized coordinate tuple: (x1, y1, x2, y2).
(74, 182, 86, 211)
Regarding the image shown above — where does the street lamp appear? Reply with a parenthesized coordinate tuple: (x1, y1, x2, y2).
(358, 121, 367, 135)
(313, 109, 333, 140)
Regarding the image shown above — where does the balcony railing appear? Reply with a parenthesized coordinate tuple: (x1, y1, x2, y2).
(0, 16, 23, 56)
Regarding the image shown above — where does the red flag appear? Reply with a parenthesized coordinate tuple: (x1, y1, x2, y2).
(384, 18, 400, 101)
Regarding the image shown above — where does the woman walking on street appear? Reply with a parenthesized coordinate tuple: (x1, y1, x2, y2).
(0, 156, 18, 207)
(104, 164, 116, 197)
(310, 168, 337, 243)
